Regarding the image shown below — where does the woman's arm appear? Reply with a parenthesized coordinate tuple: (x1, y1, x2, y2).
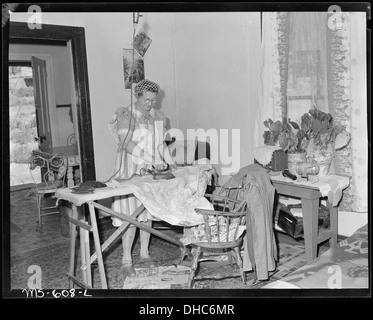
(118, 132, 155, 164)
(117, 111, 155, 164)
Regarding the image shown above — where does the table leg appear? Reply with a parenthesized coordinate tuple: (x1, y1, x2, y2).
(68, 205, 78, 288)
(88, 201, 108, 289)
(79, 221, 87, 285)
(328, 201, 338, 247)
(66, 165, 74, 188)
(74, 167, 81, 185)
(301, 197, 320, 263)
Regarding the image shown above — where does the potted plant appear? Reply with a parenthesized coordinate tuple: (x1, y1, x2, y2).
(263, 106, 351, 175)
(263, 118, 299, 152)
(297, 106, 351, 175)
(263, 118, 306, 173)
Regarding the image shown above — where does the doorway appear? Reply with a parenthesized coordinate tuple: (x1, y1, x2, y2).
(9, 63, 40, 186)
(8, 22, 96, 183)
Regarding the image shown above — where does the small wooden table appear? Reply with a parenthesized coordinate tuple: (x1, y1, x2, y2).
(33, 146, 80, 188)
(271, 174, 349, 263)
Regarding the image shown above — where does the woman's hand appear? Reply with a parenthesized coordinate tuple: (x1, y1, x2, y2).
(153, 162, 168, 172)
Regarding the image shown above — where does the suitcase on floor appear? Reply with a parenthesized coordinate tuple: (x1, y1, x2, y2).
(277, 203, 330, 239)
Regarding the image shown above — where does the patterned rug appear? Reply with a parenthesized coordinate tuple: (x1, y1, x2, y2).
(10, 229, 307, 290)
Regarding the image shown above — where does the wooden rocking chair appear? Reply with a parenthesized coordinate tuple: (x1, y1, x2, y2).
(180, 181, 248, 289)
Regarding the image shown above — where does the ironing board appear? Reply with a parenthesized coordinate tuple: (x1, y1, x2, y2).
(56, 185, 184, 289)
(55, 165, 213, 289)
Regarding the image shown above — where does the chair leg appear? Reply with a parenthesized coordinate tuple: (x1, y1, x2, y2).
(227, 250, 233, 267)
(179, 246, 187, 264)
(188, 246, 201, 289)
(233, 246, 246, 284)
(36, 193, 43, 230)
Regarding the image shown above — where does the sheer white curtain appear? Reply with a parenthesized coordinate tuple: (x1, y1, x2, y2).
(287, 12, 329, 121)
(254, 12, 284, 148)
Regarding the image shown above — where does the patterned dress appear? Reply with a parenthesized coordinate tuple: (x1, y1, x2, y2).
(108, 105, 166, 227)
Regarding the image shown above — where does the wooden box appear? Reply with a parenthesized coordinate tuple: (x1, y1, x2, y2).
(254, 149, 288, 172)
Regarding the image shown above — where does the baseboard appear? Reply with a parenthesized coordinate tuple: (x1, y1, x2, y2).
(10, 183, 34, 192)
(338, 211, 368, 237)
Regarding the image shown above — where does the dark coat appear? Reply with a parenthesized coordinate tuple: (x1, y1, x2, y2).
(228, 164, 278, 280)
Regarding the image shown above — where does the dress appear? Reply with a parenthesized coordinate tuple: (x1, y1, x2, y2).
(108, 105, 166, 227)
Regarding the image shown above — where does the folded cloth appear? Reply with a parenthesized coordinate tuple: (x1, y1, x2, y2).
(253, 145, 282, 167)
(271, 174, 350, 206)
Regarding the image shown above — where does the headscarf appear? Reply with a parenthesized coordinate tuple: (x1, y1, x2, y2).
(134, 79, 160, 95)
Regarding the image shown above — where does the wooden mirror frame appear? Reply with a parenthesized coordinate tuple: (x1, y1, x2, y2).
(7, 21, 96, 182)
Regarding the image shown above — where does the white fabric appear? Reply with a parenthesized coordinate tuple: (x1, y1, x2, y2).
(253, 145, 282, 166)
(271, 174, 350, 206)
(107, 165, 214, 227)
(287, 12, 329, 112)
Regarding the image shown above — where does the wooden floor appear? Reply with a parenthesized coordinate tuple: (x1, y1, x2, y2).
(7, 186, 343, 291)
(9, 188, 304, 258)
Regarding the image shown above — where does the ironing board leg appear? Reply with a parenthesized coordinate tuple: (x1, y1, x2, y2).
(68, 204, 78, 288)
(79, 219, 87, 285)
(88, 201, 108, 289)
(82, 215, 92, 287)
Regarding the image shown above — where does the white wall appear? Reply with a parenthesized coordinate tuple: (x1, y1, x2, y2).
(175, 12, 260, 179)
(11, 12, 261, 183)
(144, 12, 261, 182)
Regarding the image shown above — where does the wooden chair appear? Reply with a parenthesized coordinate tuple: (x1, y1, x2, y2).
(180, 185, 248, 288)
(28, 153, 68, 229)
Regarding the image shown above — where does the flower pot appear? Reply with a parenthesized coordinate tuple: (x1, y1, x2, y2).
(312, 151, 334, 176)
(287, 152, 307, 175)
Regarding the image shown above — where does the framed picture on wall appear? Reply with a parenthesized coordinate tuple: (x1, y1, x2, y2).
(133, 30, 152, 57)
(123, 49, 145, 89)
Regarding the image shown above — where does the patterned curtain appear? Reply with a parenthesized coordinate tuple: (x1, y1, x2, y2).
(254, 12, 289, 148)
(277, 13, 290, 120)
(326, 12, 368, 212)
